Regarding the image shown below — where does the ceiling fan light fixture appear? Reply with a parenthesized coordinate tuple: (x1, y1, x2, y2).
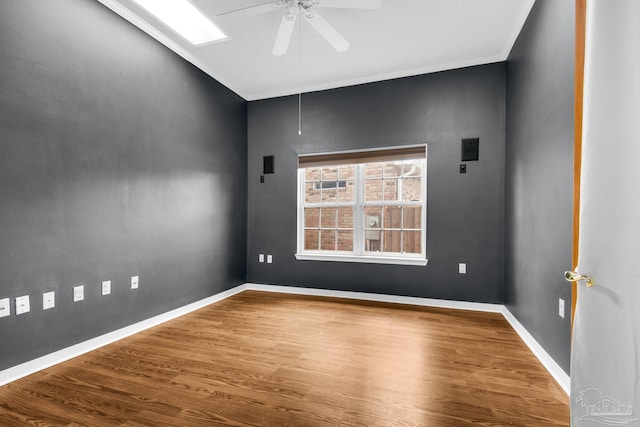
(132, 0, 227, 45)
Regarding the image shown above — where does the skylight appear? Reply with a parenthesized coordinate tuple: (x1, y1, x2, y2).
(132, 0, 227, 45)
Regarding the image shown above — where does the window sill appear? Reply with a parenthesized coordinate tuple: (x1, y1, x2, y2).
(294, 253, 428, 266)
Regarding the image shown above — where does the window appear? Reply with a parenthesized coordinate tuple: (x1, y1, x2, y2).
(313, 180, 347, 190)
(296, 145, 427, 266)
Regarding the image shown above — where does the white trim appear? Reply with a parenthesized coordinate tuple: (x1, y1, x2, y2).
(501, 307, 570, 395)
(294, 253, 428, 266)
(246, 55, 507, 101)
(95, 0, 245, 99)
(0, 284, 247, 387)
(0, 282, 569, 397)
(245, 283, 500, 312)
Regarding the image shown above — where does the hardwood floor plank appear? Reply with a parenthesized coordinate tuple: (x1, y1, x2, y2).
(0, 290, 569, 426)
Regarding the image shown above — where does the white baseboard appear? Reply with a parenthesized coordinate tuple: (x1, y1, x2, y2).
(0, 282, 569, 397)
(245, 283, 503, 313)
(501, 307, 570, 395)
(0, 284, 247, 387)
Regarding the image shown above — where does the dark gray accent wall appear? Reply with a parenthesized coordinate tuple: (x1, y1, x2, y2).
(248, 64, 506, 303)
(505, 0, 574, 373)
(0, 0, 247, 370)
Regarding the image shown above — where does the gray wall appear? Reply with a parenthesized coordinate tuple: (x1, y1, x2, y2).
(248, 64, 506, 303)
(505, 0, 574, 374)
(0, 0, 247, 370)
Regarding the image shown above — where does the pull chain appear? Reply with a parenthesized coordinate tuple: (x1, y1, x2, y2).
(298, 93, 302, 135)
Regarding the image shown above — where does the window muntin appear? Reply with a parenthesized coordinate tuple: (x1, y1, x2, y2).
(297, 147, 426, 265)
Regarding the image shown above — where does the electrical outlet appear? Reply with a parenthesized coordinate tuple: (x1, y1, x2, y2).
(0, 298, 10, 318)
(559, 298, 565, 318)
(131, 276, 139, 290)
(267, 254, 273, 264)
(73, 285, 84, 302)
(458, 263, 467, 274)
(15, 295, 30, 315)
(102, 280, 111, 296)
(259, 254, 265, 263)
(43, 291, 55, 310)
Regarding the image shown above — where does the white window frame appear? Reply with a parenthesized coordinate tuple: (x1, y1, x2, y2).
(295, 145, 428, 266)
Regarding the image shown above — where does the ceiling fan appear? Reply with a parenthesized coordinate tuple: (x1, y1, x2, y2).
(216, 0, 383, 56)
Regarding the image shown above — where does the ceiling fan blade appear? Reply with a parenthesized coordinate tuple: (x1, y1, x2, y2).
(273, 10, 298, 56)
(216, 1, 287, 21)
(304, 10, 349, 52)
(314, 0, 383, 10)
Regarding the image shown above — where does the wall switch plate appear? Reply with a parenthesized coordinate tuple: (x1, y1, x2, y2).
(458, 263, 467, 274)
(43, 291, 55, 310)
(559, 298, 565, 318)
(460, 164, 467, 174)
(102, 280, 111, 296)
(267, 254, 273, 264)
(73, 285, 84, 302)
(259, 254, 265, 263)
(15, 295, 30, 315)
(131, 276, 139, 290)
(0, 298, 10, 318)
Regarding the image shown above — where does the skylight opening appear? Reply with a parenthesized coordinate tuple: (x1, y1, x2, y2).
(132, 0, 227, 45)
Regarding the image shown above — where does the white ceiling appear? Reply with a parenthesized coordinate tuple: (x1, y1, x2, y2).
(98, 0, 535, 101)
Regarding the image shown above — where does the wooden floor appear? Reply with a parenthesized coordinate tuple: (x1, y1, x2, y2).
(0, 291, 569, 426)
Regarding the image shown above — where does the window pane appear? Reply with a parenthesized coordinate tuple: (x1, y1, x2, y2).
(403, 177, 422, 201)
(300, 154, 425, 260)
(364, 162, 383, 178)
(337, 230, 353, 252)
(321, 187, 338, 204)
(365, 179, 383, 202)
(304, 208, 320, 228)
(383, 230, 402, 253)
(364, 206, 382, 251)
(403, 231, 421, 254)
(337, 181, 355, 202)
(384, 206, 402, 229)
(364, 235, 381, 252)
(336, 207, 353, 229)
(304, 229, 319, 250)
(305, 182, 321, 203)
(403, 206, 422, 229)
(320, 230, 336, 250)
(364, 206, 382, 226)
(321, 166, 338, 181)
(315, 180, 345, 190)
(383, 178, 399, 201)
(338, 165, 355, 180)
(402, 160, 422, 177)
(320, 207, 336, 228)
(383, 162, 400, 177)
(305, 167, 321, 181)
